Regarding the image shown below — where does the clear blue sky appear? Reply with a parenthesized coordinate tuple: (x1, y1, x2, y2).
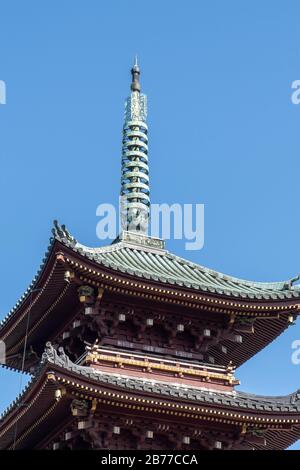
(1, 0, 300, 449)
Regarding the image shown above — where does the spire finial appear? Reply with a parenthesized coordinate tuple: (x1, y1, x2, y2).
(121, 60, 149, 234)
(131, 56, 141, 92)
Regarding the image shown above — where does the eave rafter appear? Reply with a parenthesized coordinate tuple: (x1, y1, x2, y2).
(1, 241, 300, 372)
(59, 250, 300, 318)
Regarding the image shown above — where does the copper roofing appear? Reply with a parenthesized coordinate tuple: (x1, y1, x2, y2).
(50, 221, 300, 300)
(1, 221, 300, 373)
(1, 344, 300, 450)
(2, 220, 300, 331)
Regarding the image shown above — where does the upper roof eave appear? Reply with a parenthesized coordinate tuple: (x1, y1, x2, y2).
(53, 221, 300, 301)
(1, 220, 300, 341)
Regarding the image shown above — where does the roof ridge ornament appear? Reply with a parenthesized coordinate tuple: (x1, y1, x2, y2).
(42, 342, 71, 368)
(52, 220, 77, 247)
(282, 274, 300, 290)
(118, 230, 165, 251)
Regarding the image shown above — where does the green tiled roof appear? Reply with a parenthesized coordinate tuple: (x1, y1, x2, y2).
(53, 221, 300, 301)
(1, 221, 299, 331)
(1, 344, 300, 450)
(2, 343, 300, 423)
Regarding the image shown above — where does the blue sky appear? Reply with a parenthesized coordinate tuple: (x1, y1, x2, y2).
(1, 0, 300, 449)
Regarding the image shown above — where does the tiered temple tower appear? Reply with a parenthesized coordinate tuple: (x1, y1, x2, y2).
(1, 62, 300, 450)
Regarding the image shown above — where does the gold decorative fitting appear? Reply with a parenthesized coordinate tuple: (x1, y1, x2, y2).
(56, 253, 66, 263)
(241, 423, 247, 434)
(64, 261, 300, 316)
(64, 270, 75, 282)
(55, 389, 62, 401)
(47, 373, 56, 381)
(88, 351, 236, 384)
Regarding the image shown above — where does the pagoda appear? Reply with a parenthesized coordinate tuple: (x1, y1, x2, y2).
(1, 61, 300, 451)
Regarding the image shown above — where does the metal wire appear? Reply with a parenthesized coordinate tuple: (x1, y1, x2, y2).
(12, 288, 41, 450)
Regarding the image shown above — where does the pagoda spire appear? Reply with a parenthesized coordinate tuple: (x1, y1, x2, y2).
(120, 59, 150, 234)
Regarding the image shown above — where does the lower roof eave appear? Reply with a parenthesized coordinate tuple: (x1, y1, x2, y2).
(1, 346, 300, 450)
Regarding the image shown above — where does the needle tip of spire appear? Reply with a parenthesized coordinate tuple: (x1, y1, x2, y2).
(131, 56, 141, 92)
